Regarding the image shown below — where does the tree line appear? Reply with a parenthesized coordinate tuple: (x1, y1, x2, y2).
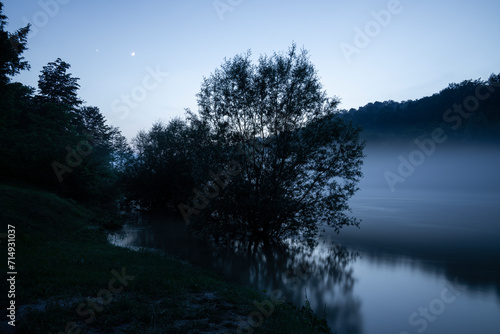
(339, 75, 500, 143)
(0, 3, 131, 209)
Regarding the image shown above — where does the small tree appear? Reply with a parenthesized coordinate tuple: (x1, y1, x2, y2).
(37, 58, 82, 108)
(186, 44, 364, 245)
(124, 119, 201, 211)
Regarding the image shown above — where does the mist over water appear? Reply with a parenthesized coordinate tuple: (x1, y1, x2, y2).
(341, 143, 500, 252)
(361, 141, 500, 192)
(322, 142, 500, 333)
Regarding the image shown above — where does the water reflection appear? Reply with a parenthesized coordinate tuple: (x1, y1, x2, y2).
(109, 208, 500, 334)
(109, 214, 363, 334)
(352, 246, 500, 300)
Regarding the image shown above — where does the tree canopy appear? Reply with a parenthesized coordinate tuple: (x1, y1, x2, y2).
(37, 58, 82, 108)
(340, 74, 500, 144)
(0, 2, 130, 208)
(177, 45, 364, 245)
(0, 2, 30, 87)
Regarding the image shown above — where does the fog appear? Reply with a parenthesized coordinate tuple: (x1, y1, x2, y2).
(327, 142, 500, 288)
(359, 141, 500, 192)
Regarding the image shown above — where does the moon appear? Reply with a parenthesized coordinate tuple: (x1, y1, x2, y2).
(131, 51, 136, 56)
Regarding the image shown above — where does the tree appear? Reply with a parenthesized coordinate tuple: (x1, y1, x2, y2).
(108, 126, 133, 174)
(186, 44, 364, 245)
(123, 119, 200, 211)
(0, 1, 30, 87)
(0, 2, 130, 208)
(37, 58, 82, 108)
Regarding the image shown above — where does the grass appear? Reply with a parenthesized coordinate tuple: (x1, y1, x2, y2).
(0, 183, 331, 333)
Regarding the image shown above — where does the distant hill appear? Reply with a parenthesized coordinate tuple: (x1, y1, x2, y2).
(338, 73, 500, 144)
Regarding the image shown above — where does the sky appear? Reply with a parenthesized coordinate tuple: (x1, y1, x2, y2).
(3, 0, 500, 140)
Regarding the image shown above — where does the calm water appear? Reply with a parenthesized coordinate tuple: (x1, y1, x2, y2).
(110, 147, 500, 334)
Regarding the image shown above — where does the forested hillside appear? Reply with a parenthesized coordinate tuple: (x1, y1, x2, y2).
(340, 75, 500, 143)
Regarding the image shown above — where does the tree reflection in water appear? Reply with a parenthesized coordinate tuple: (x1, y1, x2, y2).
(109, 216, 363, 333)
(211, 238, 363, 334)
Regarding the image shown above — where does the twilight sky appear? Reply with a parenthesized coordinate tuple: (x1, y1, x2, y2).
(3, 0, 500, 139)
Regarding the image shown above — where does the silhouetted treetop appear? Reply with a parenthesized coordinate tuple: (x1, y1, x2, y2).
(38, 58, 82, 108)
(0, 1, 30, 86)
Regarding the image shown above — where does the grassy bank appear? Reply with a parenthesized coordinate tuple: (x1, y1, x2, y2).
(0, 184, 331, 333)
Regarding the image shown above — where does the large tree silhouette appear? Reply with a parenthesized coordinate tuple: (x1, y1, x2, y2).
(184, 44, 364, 244)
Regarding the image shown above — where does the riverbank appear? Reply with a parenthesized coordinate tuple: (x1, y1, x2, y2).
(0, 183, 331, 333)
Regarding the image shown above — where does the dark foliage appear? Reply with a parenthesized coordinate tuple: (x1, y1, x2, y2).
(177, 45, 365, 244)
(340, 74, 500, 144)
(0, 3, 130, 206)
(122, 119, 200, 212)
(0, 2, 30, 87)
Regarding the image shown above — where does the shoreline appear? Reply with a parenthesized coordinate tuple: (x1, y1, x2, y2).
(0, 183, 331, 333)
